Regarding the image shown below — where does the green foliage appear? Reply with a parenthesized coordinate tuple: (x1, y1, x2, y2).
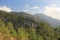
(17, 27, 28, 40)
(0, 24, 11, 40)
(0, 10, 59, 40)
(6, 22, 17, 37)
(0, 19, 5, 27)
(55, 27, 60, 40)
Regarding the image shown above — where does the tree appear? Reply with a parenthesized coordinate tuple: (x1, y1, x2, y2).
(17, 27, 28, 40)
(0, 19, 5, 27)
(6, 22, 17, 37)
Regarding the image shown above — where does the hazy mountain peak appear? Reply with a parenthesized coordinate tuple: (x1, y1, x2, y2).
(34, 13, 60, 28)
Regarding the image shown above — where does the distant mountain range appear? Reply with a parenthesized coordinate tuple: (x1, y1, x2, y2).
(34, 13, 60, 28)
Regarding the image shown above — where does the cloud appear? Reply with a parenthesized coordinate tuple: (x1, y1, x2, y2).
(23, 4, 41, 14)
(25, 4, 29, 7)
(24, 4, 60, 20)
(30, 6, 39, 9)
(43, 4, 60, 20)
(25, 4, 39, 9)
(0, 6, 12, 12)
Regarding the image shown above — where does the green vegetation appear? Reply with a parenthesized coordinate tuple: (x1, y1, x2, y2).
(0, 10, 59, 40)
(55, 27, 60, 40)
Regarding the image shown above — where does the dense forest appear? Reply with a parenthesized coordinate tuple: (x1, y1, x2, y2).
(0, 10, 60, 40)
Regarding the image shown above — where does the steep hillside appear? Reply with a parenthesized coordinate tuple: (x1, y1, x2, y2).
(0, 11, 40, 29)
(34, 13, 60, 28)
(0, 10, 59, 40)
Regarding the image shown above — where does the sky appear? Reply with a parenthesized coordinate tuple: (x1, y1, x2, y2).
(0, 0, 60, 20)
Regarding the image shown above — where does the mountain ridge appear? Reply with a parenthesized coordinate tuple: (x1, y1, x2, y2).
(0, 10, 59, 40)
(34, 13, 60, 28)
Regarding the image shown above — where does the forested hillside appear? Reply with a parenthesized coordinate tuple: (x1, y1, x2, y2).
(34, 13, 60, 28)
(0, 10, 59, 40)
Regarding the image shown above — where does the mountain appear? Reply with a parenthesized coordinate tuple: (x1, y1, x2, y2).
(34, 13, 60, 28)
(0, 11, 40, 29)
(0, 10, 59, 40)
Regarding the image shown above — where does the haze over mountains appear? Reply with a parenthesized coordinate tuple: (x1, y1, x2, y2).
(34, 13, 60, 28)
(0, 9, 60, 28)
